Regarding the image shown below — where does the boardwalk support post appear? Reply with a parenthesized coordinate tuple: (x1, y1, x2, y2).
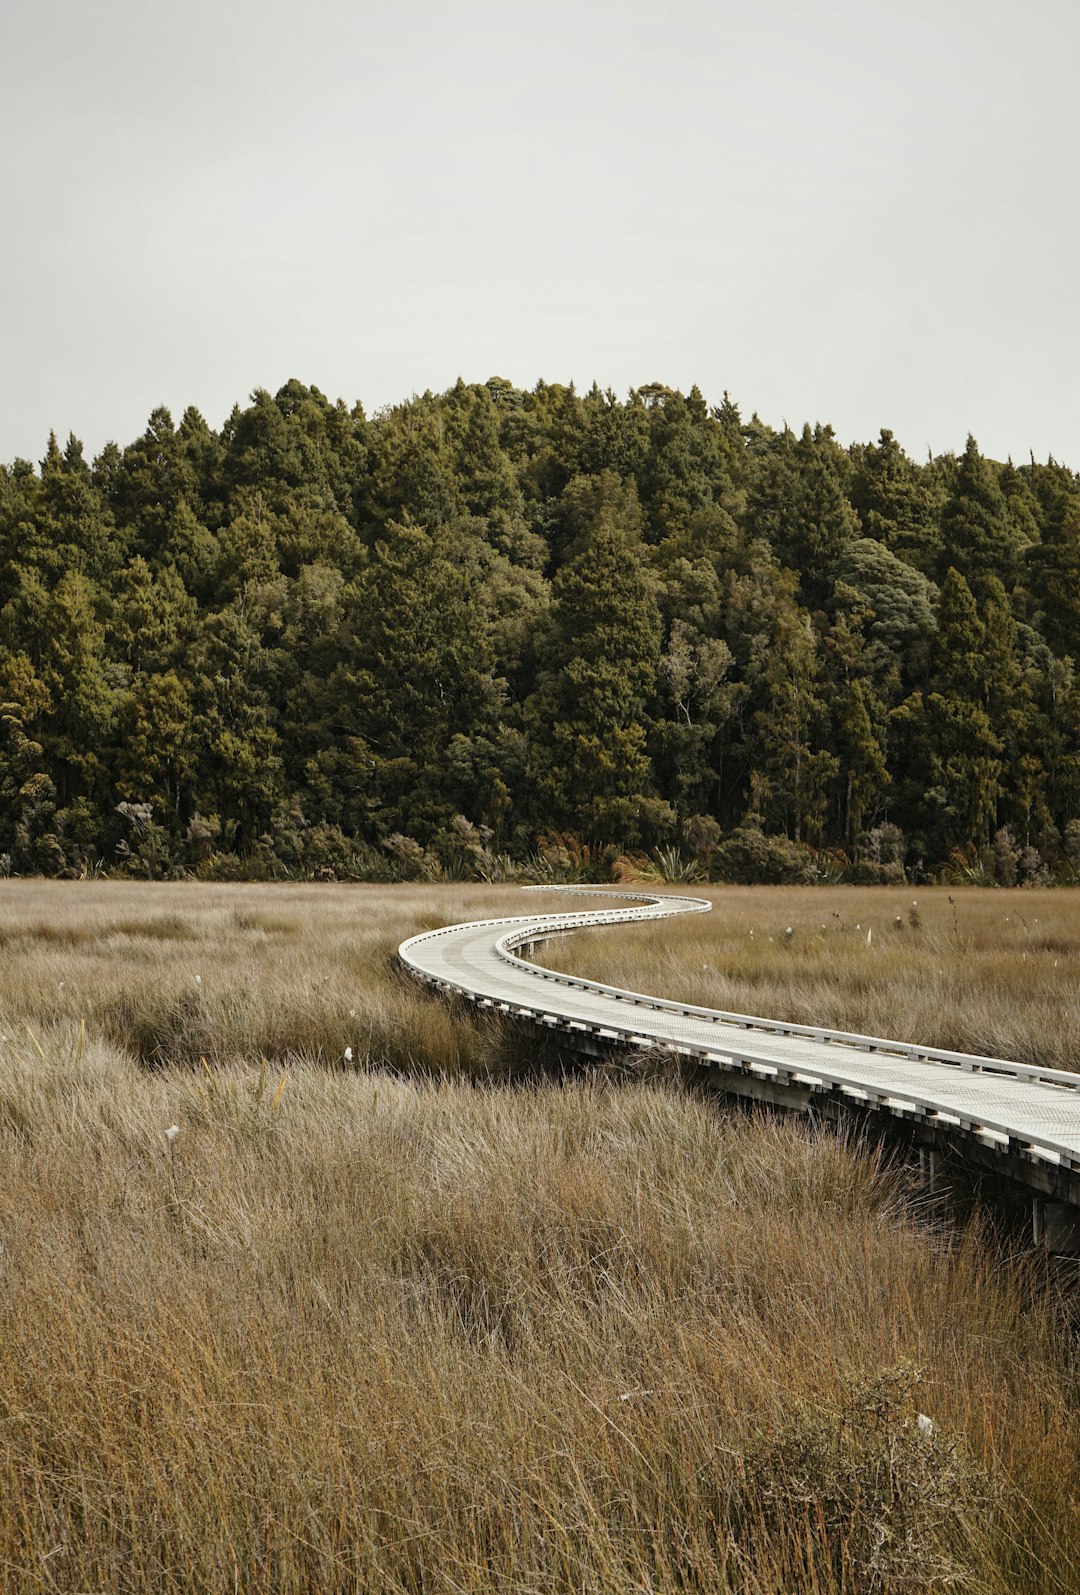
(919, 1147, 940, 1195)
(1032, 1198, 1080, 1255)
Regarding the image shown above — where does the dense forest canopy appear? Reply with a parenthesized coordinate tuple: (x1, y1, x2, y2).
(3, 377, 1080, 885)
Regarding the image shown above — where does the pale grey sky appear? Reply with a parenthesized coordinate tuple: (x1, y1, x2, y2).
(3, 0, 1078, 466)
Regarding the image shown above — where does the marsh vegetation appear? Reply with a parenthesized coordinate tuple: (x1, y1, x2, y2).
(2, 881, 1080, 1593)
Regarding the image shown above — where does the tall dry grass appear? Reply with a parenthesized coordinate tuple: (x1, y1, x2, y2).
(2, 881, 1080, 1591)
(3, 1036, 1080, 1593)
(0, 880, 532, 1076)
(542, 884, 1080, 1070)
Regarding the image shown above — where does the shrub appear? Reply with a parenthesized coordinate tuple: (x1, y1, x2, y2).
(682, 813, 722, 867)
(1018, 844, 1046, 885)
(732, 1366, 989, 1591)
(993, 826, 1019, 887)
(612, 847, 704, 884)
(852, 823, 908, 885)
(383, 832, 441, 882)
(713, 823, 809, 885)
(802, 847, 851, 885)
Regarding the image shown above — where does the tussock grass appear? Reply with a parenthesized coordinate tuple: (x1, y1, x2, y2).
(3, 881, 1080, 1590)
(544, 885, 1080, 1070)
(3, 1034, 1080, 1592)
(0, 880, 530, 1075)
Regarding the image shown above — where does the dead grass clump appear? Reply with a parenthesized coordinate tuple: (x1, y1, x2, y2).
(0, 920, 97, 948)
(110, 912, 202, 940)
(730, 1366, 991, 1591)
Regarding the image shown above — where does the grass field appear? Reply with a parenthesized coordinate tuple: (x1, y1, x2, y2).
(3, 880, 1080, 1592)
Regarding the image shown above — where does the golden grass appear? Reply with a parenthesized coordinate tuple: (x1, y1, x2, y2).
(2, 881, 1080, 1591)
(0, 880, 532, 1075)
(542, 885, 1080, 1070)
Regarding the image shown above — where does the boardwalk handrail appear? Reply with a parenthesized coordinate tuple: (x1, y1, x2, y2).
(493, 906, 1080, 1096)
(398, 888, 1080, 1185)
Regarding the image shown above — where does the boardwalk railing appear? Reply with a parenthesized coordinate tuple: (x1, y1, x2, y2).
(399, 888, 1080, 1196)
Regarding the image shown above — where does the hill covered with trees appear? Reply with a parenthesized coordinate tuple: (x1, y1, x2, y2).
(3, 377, 1079, 884)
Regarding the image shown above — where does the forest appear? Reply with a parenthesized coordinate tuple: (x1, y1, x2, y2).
(2, 376, 1080, 885)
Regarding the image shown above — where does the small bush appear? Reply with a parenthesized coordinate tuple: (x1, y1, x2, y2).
(852, 823, 908, 884)
(993, 827, 1019, 887)
(732, 1366, 989, 1591)
(713, 823, 809, 885)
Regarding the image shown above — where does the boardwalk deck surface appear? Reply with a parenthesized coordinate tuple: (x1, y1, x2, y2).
(399, 889, 1080, 1186)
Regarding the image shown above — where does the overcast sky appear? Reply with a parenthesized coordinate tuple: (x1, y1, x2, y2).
(4, 0, 1078, 467)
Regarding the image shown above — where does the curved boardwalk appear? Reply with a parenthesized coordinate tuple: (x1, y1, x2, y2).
(400, 888, 1080, 1208)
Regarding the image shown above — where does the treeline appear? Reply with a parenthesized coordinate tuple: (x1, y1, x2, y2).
(3, 376, 1080, 885)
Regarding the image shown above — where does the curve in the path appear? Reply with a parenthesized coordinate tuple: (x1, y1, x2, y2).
(398, 888, 1080, 1188)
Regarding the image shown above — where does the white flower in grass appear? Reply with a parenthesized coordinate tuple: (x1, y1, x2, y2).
(917, 1412, 934, 1439)
(344, 1046, 353, 1063)
(165, 1125, 181, 1143)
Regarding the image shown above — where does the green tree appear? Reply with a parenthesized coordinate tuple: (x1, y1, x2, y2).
(748, 424, 858, 601)
(749, 597, 838, 843)
(892, 569, 1003, 854)
(340, 521, 503, 838)
(850, 428, 944, 575)
(1028, 490, 1080, 657)
(652, 618, 739, 817)
(526, 516, 662, 842)
(830, 538, 937, 685)
(939, 436, 1025, 595)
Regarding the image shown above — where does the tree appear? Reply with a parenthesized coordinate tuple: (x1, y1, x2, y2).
(37, 433, 119, 581)
(749, 599, 837, 843)
(834, 677, 888, 844)
(939, 436, 1025, 595)
(892, 569, 1003, 853)
(362, 396, 463, 534)
(830, 537, 937, 684)
(340, 520, 504, 838)
(850, 428, 944, 575)
(526, 513, 662, 842)
(1028, 490, 1080, 657)
(747, 424, 858, 602)
(652, 619, 739, 817)
(2, 375, 1079, 878)
(637, 384, 738, 541)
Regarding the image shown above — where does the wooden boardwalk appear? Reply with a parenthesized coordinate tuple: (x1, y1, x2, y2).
(400, 888, 1080, 1210)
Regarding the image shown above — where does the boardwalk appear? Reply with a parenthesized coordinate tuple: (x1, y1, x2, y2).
(400, 888, 1080, 1209)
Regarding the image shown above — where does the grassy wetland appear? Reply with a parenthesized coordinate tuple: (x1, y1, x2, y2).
(3, 881, 1080, 1593)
